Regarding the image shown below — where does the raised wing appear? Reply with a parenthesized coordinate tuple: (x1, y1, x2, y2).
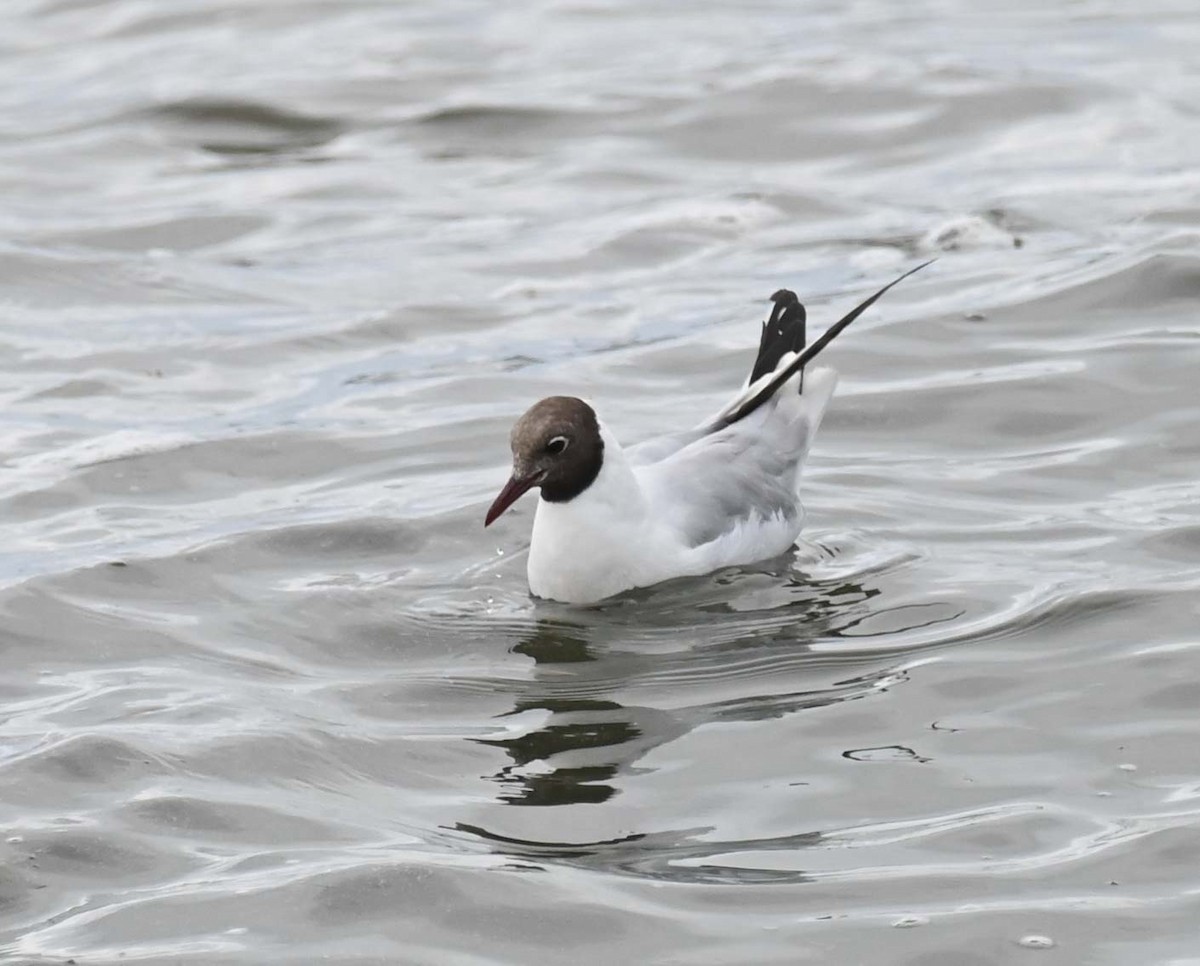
(628, 262, 931, 469)
(705, 260, 933, 432)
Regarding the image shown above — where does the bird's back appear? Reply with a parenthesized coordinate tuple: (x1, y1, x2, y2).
(637, 364, 837, 552)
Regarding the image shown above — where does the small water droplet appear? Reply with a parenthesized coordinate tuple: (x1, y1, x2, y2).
(1018, 935, 1055, 949)
(893, 916, 928, 928)
(6, 836, 22, 844)
(1118, 763, 1137, 772)
(1096, 790, 1113, 797)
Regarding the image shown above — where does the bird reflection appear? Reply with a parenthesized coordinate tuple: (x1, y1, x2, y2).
(455, 562, 953, 882)
(455, 818, 824, 884)
(474, 621, 689, 806)
(475, 696, 641, 806)
(472, 564, 899, 809)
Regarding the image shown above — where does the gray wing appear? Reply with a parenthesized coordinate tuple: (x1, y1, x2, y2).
(637, 403, 813, 548)
(623, 264, 931, 547)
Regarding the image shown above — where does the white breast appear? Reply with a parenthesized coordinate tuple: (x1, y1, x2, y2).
(526, 424, 674, 603)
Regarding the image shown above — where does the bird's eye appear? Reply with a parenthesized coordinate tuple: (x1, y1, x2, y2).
(545, 435, 569, 455)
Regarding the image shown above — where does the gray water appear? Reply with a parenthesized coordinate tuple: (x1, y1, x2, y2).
(2, 1, 1199, 963)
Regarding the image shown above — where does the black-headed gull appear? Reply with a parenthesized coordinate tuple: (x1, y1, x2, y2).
(486, 263, 931, 604)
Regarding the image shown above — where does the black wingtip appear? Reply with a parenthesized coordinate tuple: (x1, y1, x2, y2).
(750, 288, 807, 385)
(716, 259, 934, 430)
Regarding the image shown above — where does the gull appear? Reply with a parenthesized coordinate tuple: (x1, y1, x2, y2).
(485, 262, 930, 604)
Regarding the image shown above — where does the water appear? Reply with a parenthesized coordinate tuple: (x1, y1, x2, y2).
(2, 1, 1199, 962)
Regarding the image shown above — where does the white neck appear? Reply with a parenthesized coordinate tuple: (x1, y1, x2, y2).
(526, 422, 654, 602)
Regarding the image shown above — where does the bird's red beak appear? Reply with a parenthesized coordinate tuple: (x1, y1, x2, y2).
(484, 470, 542, 527)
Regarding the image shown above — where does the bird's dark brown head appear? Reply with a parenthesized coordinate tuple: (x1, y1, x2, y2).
(484, 396, 605, 526)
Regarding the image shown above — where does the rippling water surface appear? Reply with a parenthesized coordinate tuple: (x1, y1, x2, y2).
(2, 1, 1199, 962)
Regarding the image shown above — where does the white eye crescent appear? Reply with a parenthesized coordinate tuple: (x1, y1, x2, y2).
(545, 435, 569, 455)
